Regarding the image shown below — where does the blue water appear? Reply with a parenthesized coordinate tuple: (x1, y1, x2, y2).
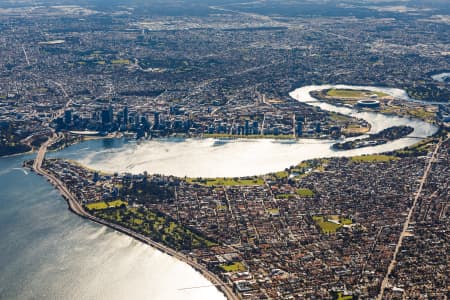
(0, 155, 225, 300)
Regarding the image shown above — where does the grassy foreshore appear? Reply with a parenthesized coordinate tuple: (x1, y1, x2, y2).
(326, 88, 388, 98)
(186, 176, 265, 186)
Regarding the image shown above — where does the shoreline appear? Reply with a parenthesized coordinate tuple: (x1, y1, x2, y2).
(311, 89, 438, 124)
(0, 148, 35, 158)
(30, 139, 237, 300)
(65, 204, 237, 300)
(40, 84, 439, 156)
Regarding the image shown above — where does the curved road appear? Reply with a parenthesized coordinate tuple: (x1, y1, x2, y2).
(32, 137, 238, 300)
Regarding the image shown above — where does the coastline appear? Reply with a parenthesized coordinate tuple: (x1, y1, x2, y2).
(30, 139, 237, 300)
(0, 148, 35, 159)
(65, 204, 238, 300)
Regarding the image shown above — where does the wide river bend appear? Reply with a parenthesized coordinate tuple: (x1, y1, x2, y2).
(57, 84, 437, 178)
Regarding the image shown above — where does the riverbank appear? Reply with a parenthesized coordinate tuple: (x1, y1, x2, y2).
(431, 71, 450, 83)
(0, 142, 34, 158)
(310, 89, 437, 123)
(0, 146, 34, 158)
(0, 157, 228, 300)
(29, 140, 237, 300)
(35, 83, 440, 162)
(66, 200, 237, 300)
(53, 85, 438, 178)
(332, 126, 414, 150)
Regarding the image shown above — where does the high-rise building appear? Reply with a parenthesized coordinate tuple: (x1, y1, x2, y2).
(141, 115, 150, 130)
(64, 109, 72, 125)
(183, 119, 191, 132)
(101, 108, 110, 126)
(108, 105, 113, 124)
(252, 121, 259, 135)
(315, 122, 321, 133)
(123, 106, 128, 125)
(296, 121, 303, 137)
(153, 112, 160, 129)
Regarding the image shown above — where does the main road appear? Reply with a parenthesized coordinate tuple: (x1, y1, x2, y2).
(376, 137, 444, 299)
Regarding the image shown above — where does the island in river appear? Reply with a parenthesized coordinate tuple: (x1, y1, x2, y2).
(332, 125, 414, 150)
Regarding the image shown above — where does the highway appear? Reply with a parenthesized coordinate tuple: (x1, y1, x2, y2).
(32, 137, 238, 300)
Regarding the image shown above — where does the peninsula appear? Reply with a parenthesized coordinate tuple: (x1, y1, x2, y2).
(29, 135, 237, 300)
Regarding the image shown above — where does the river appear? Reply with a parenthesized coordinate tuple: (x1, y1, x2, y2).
(54, 85, 437, 178)
(0, 157, 225, 299)
(0, 84, 438, 299)
(431, 72, 450, 83)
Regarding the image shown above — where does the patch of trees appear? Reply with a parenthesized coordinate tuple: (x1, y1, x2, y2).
(406, 84, 450, 103)
(121, 179, 175, 204)
(0, 123, 32, 156)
